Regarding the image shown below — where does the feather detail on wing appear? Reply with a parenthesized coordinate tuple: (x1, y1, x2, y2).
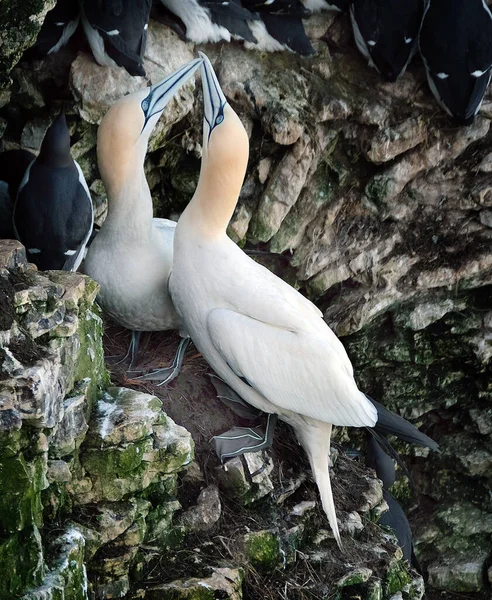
(207, 308, 377, 427)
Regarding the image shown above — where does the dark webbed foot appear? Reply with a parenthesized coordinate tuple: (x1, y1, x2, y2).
(213, 413, 278, 462)
(209, 374, 263, 419)
(106, 330, 142, 368)
(132, 336, 190, 386)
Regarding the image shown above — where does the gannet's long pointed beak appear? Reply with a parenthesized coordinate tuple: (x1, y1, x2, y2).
(140, 57, 203, 133)
(198, 51, 228, 147)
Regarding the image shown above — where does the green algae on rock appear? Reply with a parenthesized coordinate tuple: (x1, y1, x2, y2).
(0, 0, 55, 88)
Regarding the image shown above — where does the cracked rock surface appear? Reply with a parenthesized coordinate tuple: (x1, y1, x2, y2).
(1, 2, 492, 598)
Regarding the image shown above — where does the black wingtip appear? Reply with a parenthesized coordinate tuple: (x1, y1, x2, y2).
(366, 396, 440, 452)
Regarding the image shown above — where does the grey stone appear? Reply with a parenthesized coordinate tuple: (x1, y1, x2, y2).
(252, 134, 316, 242)
(46, 460, 71, 484)
(290, 500, 316, 517)
(91, 501, 142, 546)
(178, 485, 221, 532)
(357, 477, 384, 513)
(437, 502, 492, 536)
(479, 209, 492, 228)
(340, 511, 364, 536)
(365, 117, 427, 164)
(50, 393, 89, 458)
(21, 116, 52, 150)
(23, 528, 88, 600)
(93, 575, 129, 600)
(88, 388, 163, 446)
(242, 530, 281, 571)
(217, 452, 274, 505)
(427, 552, 489, 592)
(470, 407, 492, 435)
(0, 0, 56, 86)
(335, 567, 372, 588)
(215, 45, 308, 145)
(144, 567, 243, 600)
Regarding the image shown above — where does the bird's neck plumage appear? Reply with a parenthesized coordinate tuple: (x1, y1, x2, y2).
(184, 157, 241, 235)
(181, 118, 249, 237)
(100, 141, 154, 241)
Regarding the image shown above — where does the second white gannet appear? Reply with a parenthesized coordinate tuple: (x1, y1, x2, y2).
(169, 53, 380, 549)
(84, 58, 203, 377)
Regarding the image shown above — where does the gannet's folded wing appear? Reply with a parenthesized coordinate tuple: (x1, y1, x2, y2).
(207, 308, 377, 428)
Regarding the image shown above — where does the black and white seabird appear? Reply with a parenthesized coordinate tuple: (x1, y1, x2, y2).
(80, 0, 152, 76)
(350, 0, 425, 82)
(13, 112, 93, 271)
(160, 0, 259, 43)
(301, 0, 349, 12)
(84, 58, 203, 378)
(0, 149, 36, 239)
(419, 0, 492, 124)
(242, 0, 316, 55)
(25, 0, 80, 58)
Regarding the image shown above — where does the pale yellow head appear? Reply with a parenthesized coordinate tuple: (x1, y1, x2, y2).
(191, 53, 250, 234)
(97, 58, 203, 200)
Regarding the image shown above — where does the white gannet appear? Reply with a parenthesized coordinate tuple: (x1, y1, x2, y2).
(169, 53, 381, 549)
(84, 58, 203, 377)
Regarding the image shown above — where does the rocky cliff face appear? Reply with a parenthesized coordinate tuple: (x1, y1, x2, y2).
(0, 243, 423, 600)
(1, 3, 492, 598)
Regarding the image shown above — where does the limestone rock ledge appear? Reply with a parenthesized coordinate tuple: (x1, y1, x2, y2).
(2, 4, 492, 597)
(0, 240, 423, 599)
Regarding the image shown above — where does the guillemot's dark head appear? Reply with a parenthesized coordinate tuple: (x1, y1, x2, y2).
(38, 111, 72, 168)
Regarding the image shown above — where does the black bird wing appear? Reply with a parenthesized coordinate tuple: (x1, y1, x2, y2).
(26, 0, 79, 57)
(365, 433, 397, 488)
(0, 150, 35, 239)
(243, 0, 310, 17)
(380, 489, 413, 562)
(420, 0, 492, 122)
(368, 396, 439, 451)
(0, 150, 36, 200)
(465, 13, 492, 120)
(330, 0, 349, 12)
(203, 0, 259, 42)
(82, 0, 152, 76)
(0, 182, 14, 239)
(14, 162, 93, 271)
(259, 12, 315, 55)
(352, 0, 423, 80)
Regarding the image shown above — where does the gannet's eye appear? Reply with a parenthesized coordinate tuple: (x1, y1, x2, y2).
(215, 114, 224, 126)
(141, 99, 150, 112)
